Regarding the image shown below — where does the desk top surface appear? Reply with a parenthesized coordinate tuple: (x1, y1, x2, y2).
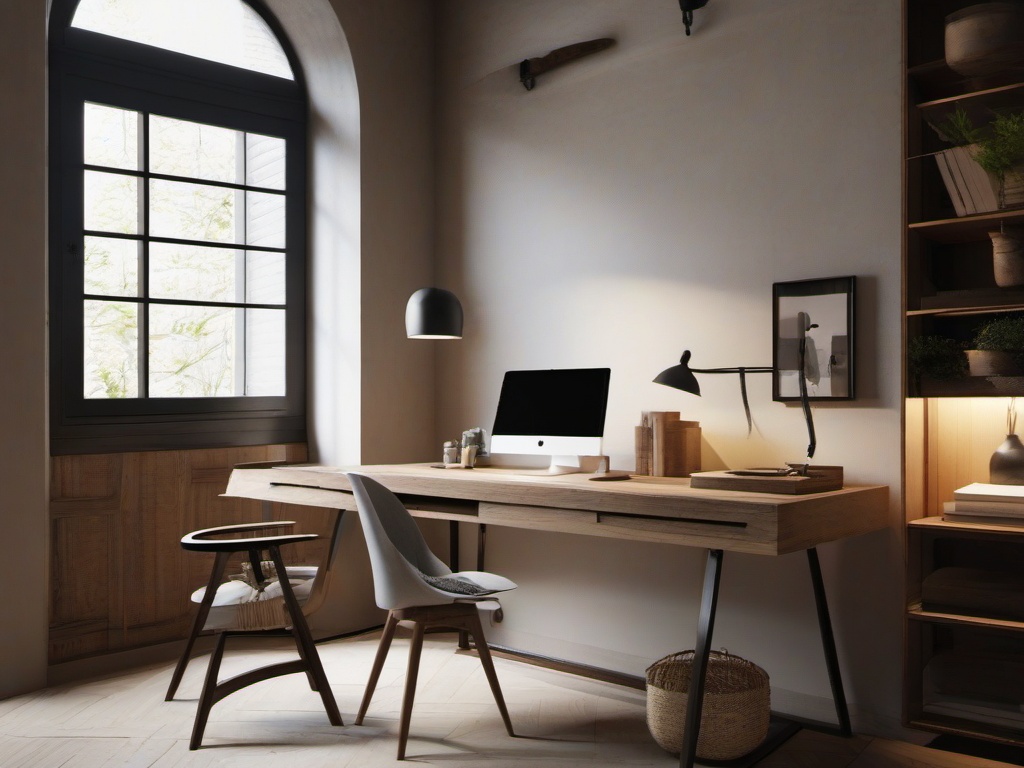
(226, 463, 890, 556)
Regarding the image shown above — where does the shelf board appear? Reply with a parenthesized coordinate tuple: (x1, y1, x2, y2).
(917, 79, 1024, 111)
(909, 295, 1024, 316)
(908, 58, 1024, 104)
(909, 209, 1024, 243)
(909, 516, 1024, 536)
(907, 713, 1024, 749)
(907, 607, 1024, 632)
(910, 377, 1024, 398)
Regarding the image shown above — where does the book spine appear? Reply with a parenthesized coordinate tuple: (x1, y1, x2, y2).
(945, 499, 1024, 516)
(935, 151, 968, 217)
(650, 411, 680, 477)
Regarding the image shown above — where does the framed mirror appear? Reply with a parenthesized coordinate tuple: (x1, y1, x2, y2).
(772, 276, 855, 402)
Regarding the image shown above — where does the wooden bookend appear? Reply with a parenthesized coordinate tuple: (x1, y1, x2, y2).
(636, 412, 700, 477)
(664, 420, 701, 477)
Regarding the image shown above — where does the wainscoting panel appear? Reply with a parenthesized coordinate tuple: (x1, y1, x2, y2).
(48, 444, 330, 664)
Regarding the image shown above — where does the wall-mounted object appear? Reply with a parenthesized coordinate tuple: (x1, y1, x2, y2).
(519, 38, 615, 91)
(772, 276, 855, 403)
(679, 0, 709, 35)
(405, 287, 463, 339)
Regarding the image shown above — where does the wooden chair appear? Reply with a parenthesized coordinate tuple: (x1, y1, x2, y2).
(166, 519, 344, 749)
(346, 472, 516, 759)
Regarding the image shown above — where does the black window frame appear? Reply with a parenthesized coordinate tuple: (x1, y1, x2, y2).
(49, 0, 308, 455)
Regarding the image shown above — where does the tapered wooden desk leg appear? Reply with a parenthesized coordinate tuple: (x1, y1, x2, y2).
(679, 549, 723, 768)
(807, 547, 852, 736)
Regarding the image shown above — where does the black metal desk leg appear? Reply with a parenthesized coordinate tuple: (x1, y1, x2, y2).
(449, 520, 460, 572)
(679, 548, 724, 768)
(806, 547, 852, 736)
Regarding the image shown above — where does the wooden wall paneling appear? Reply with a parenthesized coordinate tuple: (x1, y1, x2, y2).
(48, 444, 314, 665)
(121, 450, 187, 649)
(49, 454, 122, 662)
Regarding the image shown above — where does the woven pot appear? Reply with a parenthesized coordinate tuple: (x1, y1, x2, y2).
(645, 650, 770, 761)
(992, 228, 1024, 287)
(945, 3, 1024, 78)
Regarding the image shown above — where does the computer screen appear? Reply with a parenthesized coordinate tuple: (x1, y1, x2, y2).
(489, 368, 611, 473)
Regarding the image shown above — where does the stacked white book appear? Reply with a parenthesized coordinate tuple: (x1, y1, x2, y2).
(944, 483, 1024, 524)
(934, 146, 1000, 217)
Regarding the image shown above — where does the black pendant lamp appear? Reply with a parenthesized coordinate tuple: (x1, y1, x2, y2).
(405, 287, 464, 339)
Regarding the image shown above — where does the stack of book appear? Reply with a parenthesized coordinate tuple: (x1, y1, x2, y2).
(944, 483, 1024, 525)
(934, 146, 999, 217)
(634, 411, 700, 477)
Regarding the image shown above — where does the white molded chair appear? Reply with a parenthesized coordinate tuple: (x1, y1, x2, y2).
(346, 472, 517, 759)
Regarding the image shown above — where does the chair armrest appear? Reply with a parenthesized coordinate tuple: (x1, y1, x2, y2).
(181, 521, 318, 552)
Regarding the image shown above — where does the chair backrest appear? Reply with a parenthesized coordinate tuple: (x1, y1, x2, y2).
(347, 472, 458, 610)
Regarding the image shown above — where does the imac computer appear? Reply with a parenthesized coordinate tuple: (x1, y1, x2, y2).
(489, 367, 611, 474)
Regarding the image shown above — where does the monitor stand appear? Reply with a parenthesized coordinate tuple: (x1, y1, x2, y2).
(517, 455, 609, 476)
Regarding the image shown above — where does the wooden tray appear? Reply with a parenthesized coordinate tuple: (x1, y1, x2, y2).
(690, 466, 844, 494)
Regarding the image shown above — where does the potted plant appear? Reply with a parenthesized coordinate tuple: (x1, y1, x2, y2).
(934, 106, 1024, 210)
(908, 335, 968, 382)
(968, 315, 1024, 376)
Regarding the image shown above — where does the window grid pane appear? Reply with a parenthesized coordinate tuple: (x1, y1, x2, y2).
(84, 299, 139, 398)
(81, 104, 287, 400)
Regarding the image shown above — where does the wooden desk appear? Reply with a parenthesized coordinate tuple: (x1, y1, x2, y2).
(225, 463, 888, 768)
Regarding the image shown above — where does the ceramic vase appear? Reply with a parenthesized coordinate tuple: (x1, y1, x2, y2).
(990, 433, 1024, 484)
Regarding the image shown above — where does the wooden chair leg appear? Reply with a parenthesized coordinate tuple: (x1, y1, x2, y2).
(190, 631, 228, 750)
(269, 547, 343, 726)
(397, 621, 427, 760)
(355, 611, 400, 726)
(166, 551, 230, 701)
(467, 608, 514, 737)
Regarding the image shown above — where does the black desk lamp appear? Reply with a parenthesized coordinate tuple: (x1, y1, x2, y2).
(405, 287, 463, 339)
(655, 314, 817, 460)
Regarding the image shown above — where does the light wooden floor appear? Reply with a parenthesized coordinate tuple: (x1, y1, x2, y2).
(0, 630, 1016, 768)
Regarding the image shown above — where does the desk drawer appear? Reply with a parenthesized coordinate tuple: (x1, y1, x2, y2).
(479, 502, 776, 554)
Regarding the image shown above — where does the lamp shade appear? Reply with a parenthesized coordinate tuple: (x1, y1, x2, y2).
(653, 349, 701, 395)
(405, 287, 463, 339)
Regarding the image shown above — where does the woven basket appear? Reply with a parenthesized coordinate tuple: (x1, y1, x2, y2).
(645, 650, 770, 761)
(234, 595, 289, 631)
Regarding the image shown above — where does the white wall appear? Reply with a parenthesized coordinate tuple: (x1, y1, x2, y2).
(435, 0, 905, 734)
(0, 0, 49, 699)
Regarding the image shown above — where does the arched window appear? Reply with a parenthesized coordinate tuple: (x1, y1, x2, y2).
(49, 0, 307, 453)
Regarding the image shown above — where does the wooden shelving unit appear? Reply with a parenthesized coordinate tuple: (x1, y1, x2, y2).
(904, 0, 1024, 748)
(904, 0, 1024, 399)
(906, 518, 1024, 745)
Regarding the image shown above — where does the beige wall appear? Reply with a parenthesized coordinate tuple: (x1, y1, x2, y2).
(434, 0, 905, 734)
(0, 0, 49, 698)
(3, 0, 910, 737)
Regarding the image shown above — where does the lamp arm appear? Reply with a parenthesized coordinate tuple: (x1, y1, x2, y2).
(690, 366, 771, 437)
